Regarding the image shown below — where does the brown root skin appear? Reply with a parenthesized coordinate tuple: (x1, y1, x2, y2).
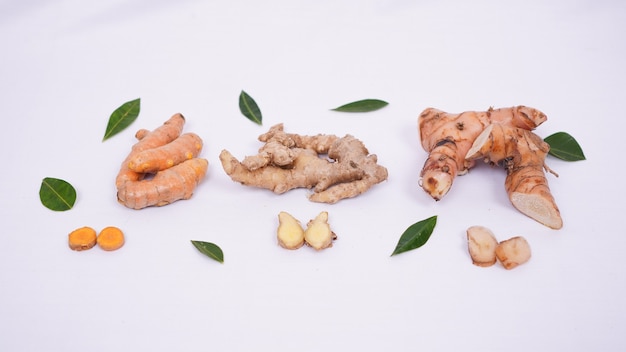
(220, 124, 387, 203)
(466, 123, 563, 229)
(116, 114, 209, 209)
(418, 106, 547, 200)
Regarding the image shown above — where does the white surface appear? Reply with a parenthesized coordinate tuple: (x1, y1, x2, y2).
(1, 0, 625, 351)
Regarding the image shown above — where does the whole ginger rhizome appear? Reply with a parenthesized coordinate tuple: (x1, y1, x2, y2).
(219, 123, 388, 204)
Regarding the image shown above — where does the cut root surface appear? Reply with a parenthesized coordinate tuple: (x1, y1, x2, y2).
(97, 226, 125, 251)
(68, 226, 97, 251)
(510, 192, 563, 230)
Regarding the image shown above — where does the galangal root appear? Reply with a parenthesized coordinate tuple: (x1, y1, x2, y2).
(418, 106, 562, 229)
(277, 211, 336, 250)
(116, 113, 209, 209)
(466, 225, 531, 270)
(219, 124, 388, 204)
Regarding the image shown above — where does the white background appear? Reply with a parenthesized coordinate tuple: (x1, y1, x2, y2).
(1, 0, 625, 351)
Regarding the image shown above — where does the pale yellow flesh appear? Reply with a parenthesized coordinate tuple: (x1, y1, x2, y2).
(304, 211, 333, 250)
(277, 211, 305, 249)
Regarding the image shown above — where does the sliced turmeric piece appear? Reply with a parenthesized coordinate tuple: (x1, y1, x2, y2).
(97, 226, 125, 251)
(68, 226, 97, 251)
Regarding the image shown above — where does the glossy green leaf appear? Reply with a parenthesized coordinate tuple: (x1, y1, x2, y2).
(331, 99, 388, 112)
(239, 90, 262, 125)
(544, 132, 586, 161)
(103, 98, 141, 141)
(39, 177, 77, 211)
(191, 240, 224, 263)
(391, 215, 437, 256)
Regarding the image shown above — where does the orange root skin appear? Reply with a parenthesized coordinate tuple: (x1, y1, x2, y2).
(118, 158, 208, 209)
(418, 106, 547, 200)
(115, 113, 186, 188)
(116, 114, 208, 209)
(466, 123, 563, 229)
(127, 133, 203, 173)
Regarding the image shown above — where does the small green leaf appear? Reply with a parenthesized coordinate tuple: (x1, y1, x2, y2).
(39, 177, 77, 211)
(544, 132, 586, 161)
(191, 240, 224, 263)
(103, 98, 141, 141)
(391, 215, 437, 256)
(239, 90, 262, 125)
(331, 99, 388, 112)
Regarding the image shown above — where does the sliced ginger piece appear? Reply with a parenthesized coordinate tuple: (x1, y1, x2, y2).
(495, 236, 531, 270)
(97, 226, 125, 251)
(466, 225, 498, 267)
(277, 211, 305, 249)
(68, 226, 97, 251)
(304, 211, 336, 250)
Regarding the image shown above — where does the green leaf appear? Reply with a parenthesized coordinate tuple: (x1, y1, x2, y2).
(39, 177, 77, 211)
(331, 99, 388, 112)
(239, 90, 262, 125)
(103, 98, 141, 141)
(391, 215, 437, 256)
(191, 240, 224, 263)
(544, 132, 586, 161)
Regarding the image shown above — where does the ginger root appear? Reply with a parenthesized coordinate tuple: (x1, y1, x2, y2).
(116, 113, 209, 209)
(277, 211, 336, 250)
(277, 211, 305, 249)
(220, 124, 387, 204)
(466, 123, 562, 229)
(418, 106, 547, 200)
(304, 211, 336, 250)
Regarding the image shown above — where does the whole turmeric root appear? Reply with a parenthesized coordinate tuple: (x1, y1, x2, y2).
(418, 106, 547, 200)
(466, 123, 562, 229)
(219, 124, 388, 203)
(116, 113, 209, 209)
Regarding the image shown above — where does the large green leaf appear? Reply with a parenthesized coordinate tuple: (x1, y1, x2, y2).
(239, 90, 262, 125)
(331, 99, 388, 112)
(103, 98, 141, 141)
(191, 240, 224, 263)
(544, 132, 586, 161)
(39, 177, 76, 211)
(391, 215, 437, 256)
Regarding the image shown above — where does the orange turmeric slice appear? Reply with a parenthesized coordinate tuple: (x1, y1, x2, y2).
(97, 226, 125, 251)
(68, 226, 97, 251)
